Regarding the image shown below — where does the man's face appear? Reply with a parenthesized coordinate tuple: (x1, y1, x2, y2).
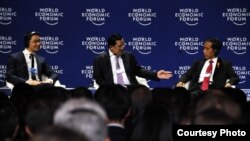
(110, 39, 125, 56)
(203, 41, 215, 60)
(27, 35, 41, 53)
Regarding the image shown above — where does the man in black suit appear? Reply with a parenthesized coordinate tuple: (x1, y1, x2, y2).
(94, 85, 130, 141)
(93, 33, 172, 86)
(176, 38, 239, 94)
(6, 31, 58, 86)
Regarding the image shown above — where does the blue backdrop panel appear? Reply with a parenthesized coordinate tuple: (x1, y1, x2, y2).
(1, 0, 250, 98)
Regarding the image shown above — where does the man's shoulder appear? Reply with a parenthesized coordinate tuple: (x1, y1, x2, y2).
(10, 51, 23, 58)
(122, 51, 134, 57)
(36, 53, 45, 59)
(95, 51, 133, 59)
(96, 52, 108, 59)
(218, 58, 231, 64)
(123, 50, 133, 54)
(192, 59, 205, 65)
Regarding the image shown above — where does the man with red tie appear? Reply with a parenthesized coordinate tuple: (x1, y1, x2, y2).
(176, 38, 239, 94)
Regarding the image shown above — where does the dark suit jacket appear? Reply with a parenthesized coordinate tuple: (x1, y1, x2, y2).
(179, 58, 239, 91)
(93, 51, 159, 86)
(108, 126, 127, 141)
(6, 52, 58, 85)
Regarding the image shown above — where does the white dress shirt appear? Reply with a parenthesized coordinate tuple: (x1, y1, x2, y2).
(22, 49, 39, 80)
(198, 57, 218, 83)
(109, 49, 130, 85)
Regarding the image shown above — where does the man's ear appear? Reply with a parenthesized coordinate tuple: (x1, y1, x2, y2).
(109, 46, 114, 52)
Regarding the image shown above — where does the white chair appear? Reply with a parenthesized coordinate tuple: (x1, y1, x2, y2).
(41, 75, 66, 88)
(183, 79, 235, 90)
(136, 76, 150, 88)
(184, 81, 190, 90)
(6, 81, 14, 90)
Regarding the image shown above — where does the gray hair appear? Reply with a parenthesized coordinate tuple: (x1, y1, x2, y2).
(54, 98, 107, 141)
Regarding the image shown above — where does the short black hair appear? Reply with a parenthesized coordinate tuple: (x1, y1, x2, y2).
(0, 100, 19, 139)
(24, 31, 40, 48)
(107, 33, 123, 47)
(94, 85, 130, 121)
(204, 38, 222, 56)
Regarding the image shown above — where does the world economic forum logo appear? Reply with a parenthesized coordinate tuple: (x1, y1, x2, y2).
(128, 37, 156, 55)
(241, 89, 250, 101)
(81, 65, 93, 79)
(233, 66, 250, 84)
(50, 65, 63, 75)
(82, 8, 110, 26)
(0, 7, 17, 25)
(174, 65, 191, 79)
(175, 37, 202, 55)
(0, 36, 16, 54)
(40, 36, 63, 54)
(35, 8, 63, 25)
(175, 8, 204, 26)
(223, 37, 249, 55)
(0, 65, 6, 83)
(222, 8, 250, 26)
(82, 36, 106, 54)
(128, 8, 156, 26)
(141, 65, 153, 83)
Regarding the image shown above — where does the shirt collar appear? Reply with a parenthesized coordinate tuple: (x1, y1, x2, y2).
(109, 49, 116, 58)
(23, 48, 35, 55)
(207, 57, 218, 63)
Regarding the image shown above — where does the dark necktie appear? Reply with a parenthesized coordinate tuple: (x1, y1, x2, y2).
(115, 56, 124, 85)
(201, 60, 213, 91)
(30, 54, 37, 80)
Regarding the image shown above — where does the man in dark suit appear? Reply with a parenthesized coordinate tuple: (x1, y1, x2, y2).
(176, 38, 239, 94)
(6, 31, 58, 86)
(94, 85, 130, 141)
(93, 33, 172, 86)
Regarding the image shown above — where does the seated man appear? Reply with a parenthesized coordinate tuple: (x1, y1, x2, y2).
(93, 33, 172, 86)
(176, 38, 239, 94)
(6, 31, 58, 86)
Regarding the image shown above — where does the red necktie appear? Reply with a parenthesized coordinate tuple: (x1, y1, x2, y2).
(201, 60, 213, 91)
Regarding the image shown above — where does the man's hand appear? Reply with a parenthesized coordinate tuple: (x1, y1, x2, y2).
(176, 82, 186, 87)
(25, 80, 41, 86)
(157, 70, 173, 79)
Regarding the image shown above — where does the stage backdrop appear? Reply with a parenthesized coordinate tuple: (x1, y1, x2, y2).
(1, 0, 250, 97)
